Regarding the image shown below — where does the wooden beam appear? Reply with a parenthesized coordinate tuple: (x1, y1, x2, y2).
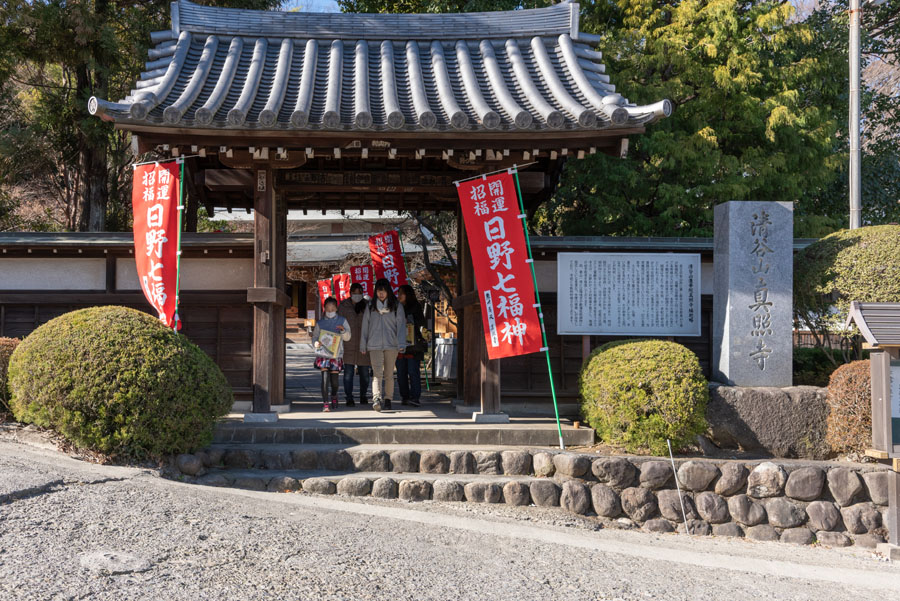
(201, 169, 254, 192)
(123, 125, 645, 148)
(247, 286, 291, 307)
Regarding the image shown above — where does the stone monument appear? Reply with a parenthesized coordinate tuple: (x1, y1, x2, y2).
(713, 201, 793, 387)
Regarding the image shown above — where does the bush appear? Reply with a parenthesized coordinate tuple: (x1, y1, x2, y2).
(794, 225, 900, 363)
(0, 337, 20, 413)
(825, 360, 871, 456)
(579, 340, 708, 455)
(8, 306, 233, 459)
(793, 347, 846, 387)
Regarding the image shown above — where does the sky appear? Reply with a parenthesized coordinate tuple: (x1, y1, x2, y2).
(281, 0, 341, 12)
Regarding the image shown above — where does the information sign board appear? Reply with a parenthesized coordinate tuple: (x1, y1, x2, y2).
(557, 252, 701, 337)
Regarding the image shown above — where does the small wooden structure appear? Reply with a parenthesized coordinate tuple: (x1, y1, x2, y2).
(845, 301, 900, 548)
(87, 0, 672, 418)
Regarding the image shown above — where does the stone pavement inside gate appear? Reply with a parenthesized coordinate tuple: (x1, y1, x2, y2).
(222, 345, 589, 444)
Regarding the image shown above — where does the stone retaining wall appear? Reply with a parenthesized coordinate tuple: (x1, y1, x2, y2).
(178, 448, 891, 548)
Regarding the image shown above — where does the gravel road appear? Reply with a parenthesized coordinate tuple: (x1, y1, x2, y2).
(1, 440, 898, 601)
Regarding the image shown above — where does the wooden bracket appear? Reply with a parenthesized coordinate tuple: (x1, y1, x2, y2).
(247, 287, 291, 307)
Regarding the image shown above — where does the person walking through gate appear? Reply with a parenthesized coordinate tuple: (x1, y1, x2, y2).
(312, 296, 351, 412)
(338, 283, 370, 407)
(396, 285, 427, 407)
(359, 278, 406, 412)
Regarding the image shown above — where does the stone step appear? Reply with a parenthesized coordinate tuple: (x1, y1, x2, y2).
(198, 447, 564, 477)
(212, 423, 594, 446)
(170, 452, 892, 550)
(190, 468, 562, 506)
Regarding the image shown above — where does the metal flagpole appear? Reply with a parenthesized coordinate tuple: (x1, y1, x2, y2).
(174, 157, 185, 332)
(511, 166, 565, 450)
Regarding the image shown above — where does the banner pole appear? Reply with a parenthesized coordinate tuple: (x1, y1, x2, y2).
(511, 167, 565, 450)
(173, 158, 185, 333)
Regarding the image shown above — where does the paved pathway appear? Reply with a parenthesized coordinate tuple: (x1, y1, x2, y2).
(231, 345, 584, 441)
(285, 343, 436, 406)
(1, 441, 898, 601)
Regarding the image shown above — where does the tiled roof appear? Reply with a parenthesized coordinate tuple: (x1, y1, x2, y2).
(89, 0, 671, 133)
(845, 301, 900, 347)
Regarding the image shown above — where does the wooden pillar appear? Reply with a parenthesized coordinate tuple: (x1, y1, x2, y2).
(273, 190, 287, 408)
(455, 205, 502, 416)
(480, 339, 501, 414)
(249, 166, 288, 414)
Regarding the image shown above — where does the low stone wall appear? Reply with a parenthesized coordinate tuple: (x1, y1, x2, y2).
(178, 448, 890, 548)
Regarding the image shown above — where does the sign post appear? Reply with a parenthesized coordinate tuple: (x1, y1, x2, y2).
(845, 302, 900, 556)
(368, 230, 408, 292)
(456, 167, 564, 448)
(131, 159, 184, 330)
(556, 253, 701, 337)
(316, 279, 334, 310)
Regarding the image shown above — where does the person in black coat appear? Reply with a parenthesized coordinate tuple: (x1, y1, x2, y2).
(395, 285, 427, 407)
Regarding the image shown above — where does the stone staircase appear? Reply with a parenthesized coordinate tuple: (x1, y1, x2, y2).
(169, 444, 893, 549)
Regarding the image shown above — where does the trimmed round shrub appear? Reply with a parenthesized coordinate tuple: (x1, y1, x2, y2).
(795, 226, 900, 360)
(0, 337, 20, 412)
(579, 340, 708, 456)
(825, 360, 871, 456)
(8, 306, 232, 459)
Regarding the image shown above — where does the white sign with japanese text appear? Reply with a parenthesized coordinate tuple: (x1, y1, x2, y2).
(557, 252, 702, 336)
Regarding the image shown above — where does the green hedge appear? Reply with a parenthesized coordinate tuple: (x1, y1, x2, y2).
(579, 339, 708, 455)
(793, 347, 846, 387)
(8, 306, 233, 459)
(794, 225, 900, 363)
(0, 337, 19, 413)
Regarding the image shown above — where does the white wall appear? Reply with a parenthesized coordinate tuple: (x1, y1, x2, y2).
(0, 258, 105, 290)
(116, 258, 253, 291)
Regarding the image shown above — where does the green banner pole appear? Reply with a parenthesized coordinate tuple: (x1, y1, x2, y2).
(512, 167, 565, 450)
(174, 157, 185, 333)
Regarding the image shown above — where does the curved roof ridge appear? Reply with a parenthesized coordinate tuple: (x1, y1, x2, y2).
(171, 0, 581, 41)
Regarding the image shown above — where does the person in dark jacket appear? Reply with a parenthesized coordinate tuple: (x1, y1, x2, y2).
(395, 284, 427, 407)
(359, 278, 406, 412)
(338, 283, 371, 406)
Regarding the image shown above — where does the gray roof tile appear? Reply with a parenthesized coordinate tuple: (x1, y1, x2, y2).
(89, 0, 671, 133)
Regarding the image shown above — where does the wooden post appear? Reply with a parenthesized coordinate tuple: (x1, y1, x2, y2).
(272, 190, 287, 409)
(889, 469, 900, 547)
(870, 348, 899, 453)
(455, 207, 464, 399)
(458, 209, 480, 406)
(249, 166, 287, 417)
(452, 206, 502, 417)
(480, 342, 501, 414)
(582, 335, 590, 364)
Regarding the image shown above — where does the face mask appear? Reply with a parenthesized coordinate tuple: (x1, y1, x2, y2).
(351, 294, 363, 303)
(325, 311, 337, 318)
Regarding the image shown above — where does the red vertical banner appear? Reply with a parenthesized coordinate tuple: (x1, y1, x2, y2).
(368, 230, 408, 292)
(456, 172, 543, 360)
(316, 279, 334, 308)
(350, 264, 373, 297)
(332, 273, 351, 302)
(132, 160, 182, 329)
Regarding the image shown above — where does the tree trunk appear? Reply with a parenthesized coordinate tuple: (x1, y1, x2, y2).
(77, 144, 108, 231)
(75, 55, 108, 232)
